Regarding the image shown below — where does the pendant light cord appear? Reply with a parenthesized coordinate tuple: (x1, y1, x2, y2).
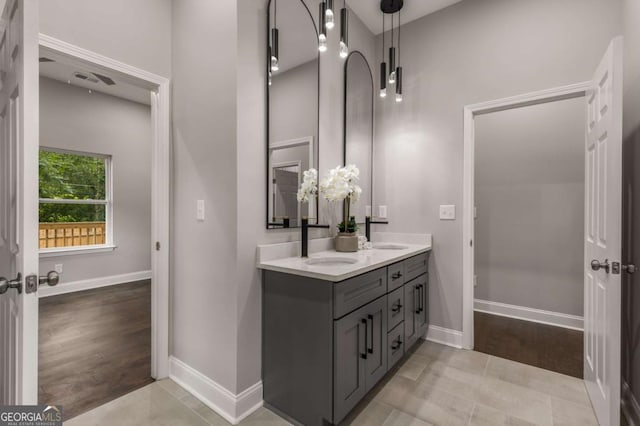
(274, 0, 277, 27)
(382, 12, 385, 58)
(397, 9, 400, 65)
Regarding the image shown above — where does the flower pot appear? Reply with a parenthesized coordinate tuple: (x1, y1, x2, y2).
(335, 232, 358, 252)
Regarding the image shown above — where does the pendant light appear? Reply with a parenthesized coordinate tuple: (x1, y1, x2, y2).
(379, 13, 387, 98)
(395, 9, 403, 102)
(388, 13, 396, 84)
(339, 0, 349, 58)
(318, 2, 327, 52)
(326, 0, 335, 30)
(270, 0, 279, 71)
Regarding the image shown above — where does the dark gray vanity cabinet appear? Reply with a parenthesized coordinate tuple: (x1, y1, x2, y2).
(262, 251, 430, 426)
(404, 273, 429, 349)
(334, 296, 387, 422)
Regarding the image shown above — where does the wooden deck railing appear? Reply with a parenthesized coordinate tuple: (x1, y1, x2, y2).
(39, 222, 106, 249)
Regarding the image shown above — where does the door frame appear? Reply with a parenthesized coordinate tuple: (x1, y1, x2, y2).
(268, 136, 315, 223)
(461, 82, 591, 350)
(38, 34, 171, 379)
(272, 160, 302, 226)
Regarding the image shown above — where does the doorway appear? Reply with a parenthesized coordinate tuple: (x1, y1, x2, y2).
(471, 96, 586, 378)
(37, 46, 157, 418)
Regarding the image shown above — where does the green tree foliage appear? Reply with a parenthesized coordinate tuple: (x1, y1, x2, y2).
(39, 150, 107, 223)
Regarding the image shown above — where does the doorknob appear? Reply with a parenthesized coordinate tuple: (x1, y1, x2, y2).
(0, 273, 22, 294)
(591, 259, 610, 273)
(39, 271, 60, 287)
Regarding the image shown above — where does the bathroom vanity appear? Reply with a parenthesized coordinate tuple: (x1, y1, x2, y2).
(258, 241, 431, 425)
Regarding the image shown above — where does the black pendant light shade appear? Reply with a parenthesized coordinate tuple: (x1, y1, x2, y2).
(326, 0, 335, 30)
(388, 46, 396, 84)
(339, 7, 349, 58)
(318, 2, 327, 52)
(271, 28, 279, 71)
(380, 62, 387, 98)
(395, 66, 402, 102)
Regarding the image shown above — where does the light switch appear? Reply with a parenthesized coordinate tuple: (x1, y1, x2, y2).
(439, 205, 456, 220)
(378, 205, 388, 219)
(197, 200, 205, 221)
(365, 205, 372, 217)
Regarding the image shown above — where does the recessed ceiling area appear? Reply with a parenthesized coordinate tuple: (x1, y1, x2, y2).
(39, 48, 151, 106)
(348, 0, 464, 34)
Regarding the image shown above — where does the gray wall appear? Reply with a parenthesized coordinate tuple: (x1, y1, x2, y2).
(270, 59, 318, 144)
(622, 0, 640, 414)
(39, 77, 152, 284)
(474, 98, 584, 316)
(39, 0, 172, 78)
(374, 0, 622, 331)
(172, 0, 240, 393)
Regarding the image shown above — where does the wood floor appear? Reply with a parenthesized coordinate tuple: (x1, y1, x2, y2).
(39, 280, 153, 420)
(474, 311, 584, 379)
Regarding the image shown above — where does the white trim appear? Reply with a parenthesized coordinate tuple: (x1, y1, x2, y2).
(169, 356, 263, 425)
(39, 34, 171, 379)
(268, 136, 315, 225)
(474, 299, 584, 331)
(425, 325, 464, 349)
(39, 244, 117, 258)
(462, 82, 590, 350)
(38, 270, 151, 298)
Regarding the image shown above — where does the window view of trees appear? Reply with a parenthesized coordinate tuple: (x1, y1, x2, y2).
(39, 150, 107, 223)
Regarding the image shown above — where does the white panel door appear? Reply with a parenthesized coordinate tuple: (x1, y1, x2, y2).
(0, 0, 39, 405)
(584, 37, 623, 426)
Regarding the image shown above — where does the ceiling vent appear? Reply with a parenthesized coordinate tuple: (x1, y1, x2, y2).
(73, 72, 99, 84)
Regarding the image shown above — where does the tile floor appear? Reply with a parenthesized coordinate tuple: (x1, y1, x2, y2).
(66, 340, 598, 426)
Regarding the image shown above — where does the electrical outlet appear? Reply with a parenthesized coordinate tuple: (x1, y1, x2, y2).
(196, 200, 205, 221)
(54, 264, 63, 274)
(379, 205, 388, 219)
(439, 205, 456, 220)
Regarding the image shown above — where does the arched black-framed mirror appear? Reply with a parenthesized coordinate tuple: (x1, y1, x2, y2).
(266, 0, 320, 229)
(343, 50, 374, 224)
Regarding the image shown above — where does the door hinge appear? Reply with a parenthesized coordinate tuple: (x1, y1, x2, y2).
(155, 241, 161, 251)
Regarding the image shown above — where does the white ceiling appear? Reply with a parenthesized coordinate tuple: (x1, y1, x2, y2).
(348, 0, 464, 35)
(39, 47, 151, 106)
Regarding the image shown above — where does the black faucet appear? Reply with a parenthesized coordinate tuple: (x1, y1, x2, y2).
(268, 217, 290, 228)
(365, 216, 389, 242)
(301, 217, 330, 257)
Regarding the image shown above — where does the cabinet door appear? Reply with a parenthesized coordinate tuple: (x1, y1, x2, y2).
(334, 305, 367, 423)
(404, 282, 418, 349)
(363, 296, 388, 392)
(415, 274, 429, 337)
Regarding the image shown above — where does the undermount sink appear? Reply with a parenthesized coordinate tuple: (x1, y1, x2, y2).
(305, 257, 358, 266)
(372, 243, 409, 250)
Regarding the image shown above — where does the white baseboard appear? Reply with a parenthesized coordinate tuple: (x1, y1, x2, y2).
(474, 299, 583, 331)
(425, 325, 464, 349)
(169, 356, 263, 425)
(38, 270, 152, 298)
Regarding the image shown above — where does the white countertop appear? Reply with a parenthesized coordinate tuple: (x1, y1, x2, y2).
(257, 234, 432, 282)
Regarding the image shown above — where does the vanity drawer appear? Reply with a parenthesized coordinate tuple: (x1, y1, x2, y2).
(387, 287, 404, 332)
(334, 268, 387, 319)
(404, 252, 429, 283)
(387, 262, 405, 292)
(387, 322, 405, 371)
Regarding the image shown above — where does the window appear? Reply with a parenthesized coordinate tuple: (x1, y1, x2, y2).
(39, 148, 112, 252)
